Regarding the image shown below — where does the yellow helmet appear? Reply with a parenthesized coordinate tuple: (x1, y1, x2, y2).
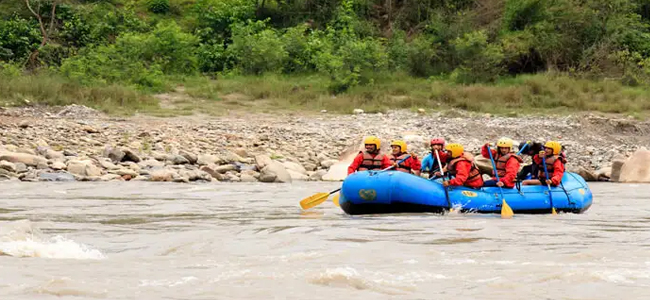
(390, 140, 407, 152)
(544, 141, 562, 155)
(445, 143, 464, 158)
(364, 136, 380, 149)
(496, 137, 513, 149)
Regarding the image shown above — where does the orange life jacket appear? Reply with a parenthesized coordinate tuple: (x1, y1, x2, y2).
(448, 156, 483, 185)
(358, 151, 385, 171)
(494, 153, 523, 177)
(537, 155, 566, 180)
(389, 153, 411, 173)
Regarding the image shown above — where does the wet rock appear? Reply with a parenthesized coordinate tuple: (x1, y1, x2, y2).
(282, 161, 307, 175)
(309, 169, 328, 181)
(0, 152, 48, 167)
(101, 174, 123, 181)
(39, 172, 75, 182)
(226, 173, 241, 182)
(596, 167, 611, 181)
(259, 173, 277, 183)
(261, 161, 292, 183)
(169, 154, 189, 165)
(200, 165, 225, 181)
(150, 169, 177, 182)
(287, 169, 309, 181)
(575, 166, 598, 181)
(240, 173, 258, 182)
(67, 160, 103, 177)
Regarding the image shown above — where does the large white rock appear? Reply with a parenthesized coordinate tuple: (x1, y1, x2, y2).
(287, 169, 309, 181)
(282, 161, 307, 175)
(618, 148, 650, 183)
(261, 161, 292, 183)
(67, 160, 102, 177)
(0, 151, 48, 167)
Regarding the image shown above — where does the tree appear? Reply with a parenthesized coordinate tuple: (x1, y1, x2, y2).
(23, 0, 59, 69)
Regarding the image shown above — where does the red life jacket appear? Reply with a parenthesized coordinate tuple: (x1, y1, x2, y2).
(358, 151, 385, 171)
(494, 153, 523, 177)
(448, 156, 483, 185)
(389, 153, 411, 173)
(537, 155, 566, 180)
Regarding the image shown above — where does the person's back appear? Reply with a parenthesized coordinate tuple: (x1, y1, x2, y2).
(443, 143, 483, 188)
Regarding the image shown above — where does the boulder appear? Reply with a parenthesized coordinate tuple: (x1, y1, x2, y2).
(200, 165, 225, 181)
(303, 163, 317, 172)
(0, 152, 48, 167)
(115, 168, 139, 177)
(320, 159, 339, 168)
(169, 154, 189, 165)
(105, 146, 125, 163)
(215, 164, 237, 174)
(67, 160, 103, 177)
(309, 169, 328, 181)
(197, 154, 222, 166)
(97, 159, 120, 170)
(287, 169, 309, 181)
(100, 174, 123, 181)
(261, 161, 292, 183)
(138, 159, 165, 169)
(50, 161, 67, 170)
(122, 148, 141, 163)
(575, 166, 598, 181)
(282, 161, 307, 175)
(596, 167, 612, 181)
(322, 162, 349, 181)
(179, 150, 198, 164)
(224, 151, 246, 163)
(259, 173, 277, 183)
(150, 169, 178, 182)
(0, 161, 16, 173)
(240, 173, 258, 182)
(39, 172, 76, 182)
(618, 148, 650, 183)
(255, 154, 273, 169)
(610, 158, 625, 182)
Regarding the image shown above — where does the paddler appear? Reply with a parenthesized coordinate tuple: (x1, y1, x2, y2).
(347, 136, 392, 175)
(480, 137, 522, 188)
(442, 143, 484, 188)
(522, 141, 566, 186)
(421, 138, 448, 179)
(516, 140, 543, 181)
(388, 140, 421, 176)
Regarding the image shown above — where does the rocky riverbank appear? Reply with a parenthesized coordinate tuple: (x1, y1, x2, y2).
(1, 105, 649, 183)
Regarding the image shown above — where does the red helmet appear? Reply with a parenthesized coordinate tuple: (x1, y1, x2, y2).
(430, 138, 445, 146)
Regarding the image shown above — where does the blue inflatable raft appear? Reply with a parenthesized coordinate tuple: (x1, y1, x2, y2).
(339, 171, 593, 215)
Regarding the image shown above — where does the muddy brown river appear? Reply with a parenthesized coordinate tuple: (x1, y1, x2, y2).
(1, 181, 649, 299)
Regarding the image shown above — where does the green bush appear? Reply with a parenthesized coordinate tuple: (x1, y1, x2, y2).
(0, 15, 41, 63)
(451, 30, 504, 83)
(193, 0, 255, 41)
(227, 20, 287, 75)
(148, 0, 170, 14)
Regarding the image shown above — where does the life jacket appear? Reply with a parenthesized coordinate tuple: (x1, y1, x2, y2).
(448, 155, 483, 185)
(389, 153, 411, 173)
(537, 155, 566, 180)
(358, 151, 385, 171)
(494, 153, 523, 177)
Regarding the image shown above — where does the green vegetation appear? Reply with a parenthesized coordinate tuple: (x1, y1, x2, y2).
(2, 0, 650, 116)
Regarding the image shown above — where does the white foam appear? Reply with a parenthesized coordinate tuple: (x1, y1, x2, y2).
(0, 235, 106, 260)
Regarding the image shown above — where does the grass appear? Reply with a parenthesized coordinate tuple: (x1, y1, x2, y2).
(2, 69, 650, 119)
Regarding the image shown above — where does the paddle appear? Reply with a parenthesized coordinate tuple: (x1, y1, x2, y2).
(542, 155, 558, 215)
(434, 150, 453, 212)
(299, 155, 411, 210)
(516, 141, 531, 156)
(487, 144, 514, 219)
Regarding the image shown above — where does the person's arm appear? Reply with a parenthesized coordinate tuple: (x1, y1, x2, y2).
(381, 155, 393, 170)
(551, 159, 565, 185)
(480, 143, 495, 159)
(421, 155, 432, 172)
(347, 154, 363, 175)
(411, 157, 422, 175)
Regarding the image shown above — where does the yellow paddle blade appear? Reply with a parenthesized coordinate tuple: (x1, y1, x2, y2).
(299, 192, 330, 210)
(501, 199, 514, 219)
(552, 207, 558, 215)
(332, 193, 340, 207)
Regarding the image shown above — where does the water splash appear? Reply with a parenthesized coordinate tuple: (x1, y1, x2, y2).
(0, 220, 105, 260)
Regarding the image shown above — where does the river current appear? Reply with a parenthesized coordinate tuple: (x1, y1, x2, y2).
(1, 181, 649, 299)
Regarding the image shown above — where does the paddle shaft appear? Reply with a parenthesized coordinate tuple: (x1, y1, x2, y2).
(435, 150, 452, 209)
(542, 155, 555, 210)
(516, 142, 529, 156)
(486, 145, 507, 201)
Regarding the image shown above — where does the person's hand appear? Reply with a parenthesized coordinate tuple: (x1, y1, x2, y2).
(434, 171, 441, 177)
(409, 152, 418, 160)
(442, 180, 449, 187)
(496, 181, 504, 187)
(546, 179, 553, 185)
(392, 163, 398, 168)
(539, 150, 546, 157)
(485, 142, 492, 147)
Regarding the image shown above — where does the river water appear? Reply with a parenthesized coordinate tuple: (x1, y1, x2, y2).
(1, 181, 649, 299)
